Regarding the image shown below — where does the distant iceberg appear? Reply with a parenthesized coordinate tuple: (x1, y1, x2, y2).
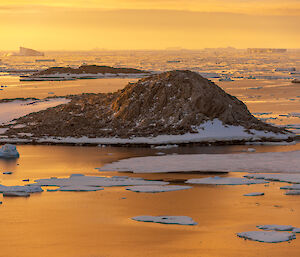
(6, 47, 44, 57)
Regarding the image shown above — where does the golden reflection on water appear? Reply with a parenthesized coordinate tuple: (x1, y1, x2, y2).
(0, 144, 300, 257)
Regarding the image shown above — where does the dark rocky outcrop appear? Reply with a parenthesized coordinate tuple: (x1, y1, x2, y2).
(4, 70, 290, 139)
(32, 65, 148, 76)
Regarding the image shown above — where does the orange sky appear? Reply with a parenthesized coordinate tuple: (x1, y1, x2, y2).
(0, 0, 299, 50)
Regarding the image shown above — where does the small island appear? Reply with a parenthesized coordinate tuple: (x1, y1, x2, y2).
(2, 70, 295, 145)
(20, 65, 150, 81)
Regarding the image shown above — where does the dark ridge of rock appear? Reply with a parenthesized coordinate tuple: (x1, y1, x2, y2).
(33, 65, 148, 76)
(5, 70, 290, 139)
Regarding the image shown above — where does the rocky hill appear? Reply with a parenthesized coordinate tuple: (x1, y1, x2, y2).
(32, 65, 148, 76)
(3, 70, 292, 143)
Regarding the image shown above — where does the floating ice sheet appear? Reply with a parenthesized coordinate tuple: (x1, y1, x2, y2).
(257, 225, 294, 231)
(285, 191, 300, 195)
(126, 185, 192, 193)
(132, 216, 197, 225)
(99, 151, 299, 173)
(245, 173, 300, 184)
(244, 192, 264, 196)
(0, 185, 43, 193)
(57, 185, 104, 192)
(237, 231, 296, 243)
(31, 174, 168, 189)
(185, 176, 268, 185)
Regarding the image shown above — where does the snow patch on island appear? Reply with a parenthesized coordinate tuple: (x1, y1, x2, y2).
(0, 98, 70, 125)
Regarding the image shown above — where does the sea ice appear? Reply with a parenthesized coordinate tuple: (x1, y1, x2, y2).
(125, 185, 192, 193)
(237, 231, 296, 243)
(152, 144, 179, 149)
(3, 192, 30, 197)
(285, 191, 300, 195)
(99, 151, 299, 173)
(257, 225, 294, 231)
(132, 215, 197, 225)
(244, 192, 264, 196)
(57, 185, 104, 192)
(31, 174, 168, 190)
(245, 174, 300, 184)
(185, 176, 268, 185)
(0, 185, 43, 193)
(0, 144, 19, 158)
(280, 184, 300, 190)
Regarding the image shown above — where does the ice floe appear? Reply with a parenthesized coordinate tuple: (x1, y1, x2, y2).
(244, 192, 264, 196)
(237, 231, 296, 243)
(0, 144, 19, 158)
(245, 174, 300, 184)
(285, 191, 300, 195)
(280, 184, 300, 190)
(126, 185, 192, 193)
(99, 151, 299, 173)
(55, 185, 104, 192)
(30, 174, 168, 190)
(131, 216, 197, 225)
(257, 225, 294, 231)
(185, 176, 268, 185)
(0, 185, 43, 194)
(3, 192, 30, 197)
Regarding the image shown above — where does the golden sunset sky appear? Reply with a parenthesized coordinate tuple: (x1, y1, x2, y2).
(0, 0, 299, 50)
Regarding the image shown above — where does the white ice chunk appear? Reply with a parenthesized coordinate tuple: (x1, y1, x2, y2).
(244, 192, 264, 196)
(126, 185, 192, 193)
(186, 176, 268, 185)
(281, 184, 300, 190)
(99, 151, 299, 173)
(31, 175, 168, 189)
(57, 185, 104, 192)
(132, 215, 197, 225)
(0, 185, 43, 193)
(257, 225, 294, 231)
(237, 231, 296, 243)
(285, 190, 300, 195)
(245, 174, 300, 184)
(3, 192, 30, 197)
(0, 144, 19, 158)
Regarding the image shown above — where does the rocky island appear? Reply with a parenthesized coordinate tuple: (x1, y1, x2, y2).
(20, 65, 150, 81)
(1, 70, 295, 145)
